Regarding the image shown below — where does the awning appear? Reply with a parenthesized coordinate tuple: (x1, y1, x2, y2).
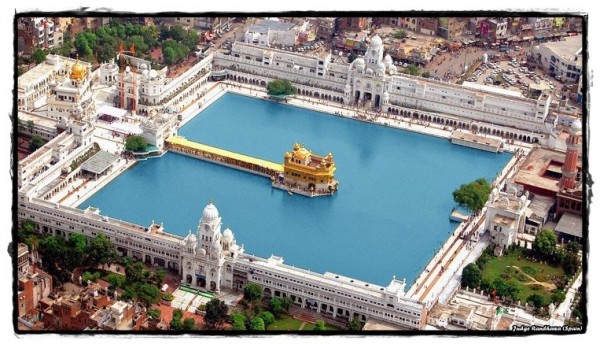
(81, 150, 119, 175)
(110, 122, 143, 135)
(98, 105, 127, 119)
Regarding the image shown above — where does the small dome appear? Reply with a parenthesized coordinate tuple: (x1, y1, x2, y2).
(197, 248, 206, 256)
(570, 119, 582, 133)
(202, 202, 219, 222)
(383, 54, 393, 65)
(370, 35, 383, 48)
(293, 147, 311, 160)
(140, 63, 148, 70)
(377, 62, 386, 73)
(188, 233, 197, 245)
(70, 60, 87, 80)
(365, 68, 374, 75)
(383, 91, 390, 99)
(520, 194, 527, 202)
(223, 228, 234, 241)
(211, 240, 221, 250)
(354, 58, 365, 68)
(142, 69, 149, 76)
(389, 65, 397, 74)
(345, 83, 352, 91)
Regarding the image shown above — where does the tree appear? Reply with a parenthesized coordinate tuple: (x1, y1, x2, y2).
(29, 136, 45, 152)
(348, 51, 358, 63)
(107, 273, 126, 289)
(125, 261, 146, 284)
(204, 299, 229, 329)
(566, 241, 581, 253)
(125, 135, 148, 152)
(534, 229, 558, 258)
(138, 283, 160, 307)
(170, 308, 184, 330)
(182, 317, 196, 330)
(33, 48, 47, 63)
(250, 317, 265, 331)
(18, 66, 25, 76)
(562, 252, 580, 277)
(183, 29, 199, 51)
(314, 319, 325, 331)
(66, 233, 88, 269)
(230, 313, 246, 330)
(269, 298, 283, 314)
(527, 293, 545, 310)
(393, 30, 408, 39)
(404, 65, 420, 76)
(551, 290, 566, 304)
(147, 308, 161, 320)
(258, 311, 274, 326)
(243, 283, 264, 303)
(280, 297, 292, 311)
(154, 268, 167, 286)
(163, 46, 176, 66)
(421, 71, 431, 78)
(348, 315, 361, 331)
(170, 25, 186, 41)
(461, 263, 482, 288)
(507, 280, 521, 301)
(266, 79, 296, 96)
(492, 278, 510, 298)
(88, 234, 120, 268)
(452, 178, 492, 213)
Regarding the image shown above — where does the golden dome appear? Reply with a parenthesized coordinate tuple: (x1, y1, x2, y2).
(293, 143, 300, 151)
(293, 147, 311, 160)
(70, 59, 87, 81)
(326, 152, 333, 161)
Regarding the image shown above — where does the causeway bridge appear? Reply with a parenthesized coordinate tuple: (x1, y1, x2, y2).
(165, 136, 283, 178)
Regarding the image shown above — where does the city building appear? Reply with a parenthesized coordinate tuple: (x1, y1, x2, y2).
(17, 244, 53, 321)
(527, 17, 554, 31)
(482, 19, 508, 42)
(399, 17, 417, 31)
(243, 19, 301, 47)
(417, 18, 439, 36)
(172, 17, 234, 34)
(337, 17, 371, 32)
(68, 17, 110, 36)
(17, 17, 61, 54)
(215, 36, 554, 143)
(484, 187, 529, 255)
(437, 18, 465, 40)
(315, 17, 337, 39)
(536, 36, 583, 83)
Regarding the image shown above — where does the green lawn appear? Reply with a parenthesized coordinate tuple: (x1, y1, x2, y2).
(266, 314, 342, 331)
(267, 314, 304, 330)
(303, 322, 342, 331)
(481, 248, 565, 304)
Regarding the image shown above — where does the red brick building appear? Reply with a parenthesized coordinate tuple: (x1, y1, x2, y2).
(337, 17, 371, 32)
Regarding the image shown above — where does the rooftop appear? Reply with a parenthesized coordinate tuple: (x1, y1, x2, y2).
(249, 19, 296, 34)
(542, 36, 583, 65)
(555, 212, 582, 238)
(81, 150, 119, 175)
(462, 81, 524, 98)
(18, 62, 55, 91)
(492, 214, 516, 227)
(513, 148, 568, 195)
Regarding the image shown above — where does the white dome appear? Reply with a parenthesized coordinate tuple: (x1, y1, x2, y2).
(345, 83, 352, 91)
(188, 233, 197, 245)
(140, 63, 148, 70)
(520, 195, 527, 202)
(202, 202, 219, 221)
(365, 68, 374, 75)
(377, 62, 386, 72)
(383, 91, 390, 99)
(370, 35, 383, 48)
(354, 58, 365, 68)
(223, 228, 234, 241)
(570, 119, 582, 133)
(389, 65, 397, 74)
(142, 69, 149, 76)
(211, 240, 221, 250)
(383, 54, 393, 65)
(197, 248, 206, 256)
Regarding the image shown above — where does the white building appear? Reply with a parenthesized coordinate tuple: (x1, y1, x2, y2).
(18, 197, 427, 329)
(244, 19, 299, 47)
(214, 36, 554, 143)
(536, 36, 582, 83)
(484, 187, 530, 256)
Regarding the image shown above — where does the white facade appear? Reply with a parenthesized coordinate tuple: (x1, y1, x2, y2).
(537, 36, 583, 83)
(214, 37, 554, 141)
(244, 20, 298, 47)
(484, 187, 529, 256)
(18, 195, 427, 329)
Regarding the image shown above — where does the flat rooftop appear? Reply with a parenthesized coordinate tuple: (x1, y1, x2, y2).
(249, 20, 296, 34)
(555, 212, 582, 238)
(451, 130, 503, 148)
(18, 111, 58, 130)
(542, 36, 583, 65)
(81, 150, 119, 175)
(18, 63, 55, 90)
(513, 148, 566, 194)
(462, 82, 524, 98)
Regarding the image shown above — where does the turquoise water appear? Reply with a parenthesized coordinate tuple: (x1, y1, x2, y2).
(80, 93, 511, 286)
